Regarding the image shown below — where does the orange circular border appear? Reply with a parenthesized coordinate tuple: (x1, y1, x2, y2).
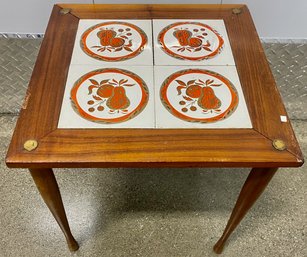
(71, 68, 149, 124)
(158, 22, 224, 61)
(160, 69, 239, 123)
(80, 21, 147, 62)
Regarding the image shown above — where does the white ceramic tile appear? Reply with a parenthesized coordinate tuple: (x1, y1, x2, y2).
(70, 19, 153, 66)
(153, 19, 235, 66)
(58, 65, 154, 128)
(154, 66, 252, 128)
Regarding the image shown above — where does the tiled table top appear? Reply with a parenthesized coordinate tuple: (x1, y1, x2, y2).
(58, 19, 251, 129)
(6, 4, 303, 169)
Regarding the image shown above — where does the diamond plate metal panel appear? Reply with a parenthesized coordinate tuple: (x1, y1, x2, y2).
(263, 42, 307, 120)
(0, 33, 44, 39)
(0, 38, 306, 120)
(0, 38, 41, 113)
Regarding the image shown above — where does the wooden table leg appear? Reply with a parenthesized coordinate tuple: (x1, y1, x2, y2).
(29, 168, 79, 252)
(213, 167, 278, 254)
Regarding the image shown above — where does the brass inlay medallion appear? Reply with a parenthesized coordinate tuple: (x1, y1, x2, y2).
(60, 8, 71, 15)
(272, 139, 286, 151)
(232, 8, 242, 15)
(24, 140, 38, 151)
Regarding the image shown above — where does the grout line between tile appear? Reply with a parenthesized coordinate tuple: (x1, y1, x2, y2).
(151, 19, 157, 129)
(151, 19, 155, 66)
(152, 66, 157, 129)
(61, 19, 252, 129)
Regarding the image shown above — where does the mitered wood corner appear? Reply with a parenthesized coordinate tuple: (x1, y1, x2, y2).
(6, 128, 302, 168)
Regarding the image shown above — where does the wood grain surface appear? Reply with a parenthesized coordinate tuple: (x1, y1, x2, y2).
(6, 4, 304, 168)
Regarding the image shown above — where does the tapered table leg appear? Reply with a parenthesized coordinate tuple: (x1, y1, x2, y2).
(213, 167, 278, 254)
(29, 168, 79, 251)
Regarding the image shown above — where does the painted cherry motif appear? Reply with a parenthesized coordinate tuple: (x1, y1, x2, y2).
(176, 79, 222, 114)
(87, 78, 135, 114)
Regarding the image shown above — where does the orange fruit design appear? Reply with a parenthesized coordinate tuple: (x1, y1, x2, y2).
(71, 68, 149, 124)
(160, 69, 238, 123)
(97, 29, 127, 48)
(186, 85, 202, 98)
(97, 84, 114, 98)
(81, 22, 147, 62)
(197, 87, 221, 110)
(158, 22, 224, 61)
(173, 30, 203, 48)
(97, 30, 116, 46)
(188, 37, 202, 47)
(173, 30, 192, 46)
(110, 37, 125, 47)
(106, 86, 130, 110)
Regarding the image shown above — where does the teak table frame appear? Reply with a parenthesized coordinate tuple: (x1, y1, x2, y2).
(6, 4, 303, 254)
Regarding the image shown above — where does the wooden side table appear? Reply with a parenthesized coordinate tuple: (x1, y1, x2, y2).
(6, 4, 303, 254)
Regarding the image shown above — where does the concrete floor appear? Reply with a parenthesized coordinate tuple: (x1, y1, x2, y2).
(0, 116, 306, 257)
(0, 38, 306, 257)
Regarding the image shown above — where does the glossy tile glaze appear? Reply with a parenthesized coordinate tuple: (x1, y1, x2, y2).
(153, 19, 235, 66)
(160, 69, 238, 123)
(60, 19, 248, 129)
(70, 20, 153, 66)
(70, 68, 149, 124)
(155, 66, 252, 128)
(58, 65, 154, 128)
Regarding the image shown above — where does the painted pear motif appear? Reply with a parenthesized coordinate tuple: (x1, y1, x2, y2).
(197, 87, 221, 110)
(106, 86, 130, 110)
(173, 30, 192, 46)
(97, 29, 125, 48)
(173, 29, 202, 47)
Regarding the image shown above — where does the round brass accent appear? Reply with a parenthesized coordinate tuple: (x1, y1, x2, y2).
(60, 8, 71, 15)
(24, 140, 38, 152)
(232, 8, 242, 15)
(272, 139, 286, 151)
